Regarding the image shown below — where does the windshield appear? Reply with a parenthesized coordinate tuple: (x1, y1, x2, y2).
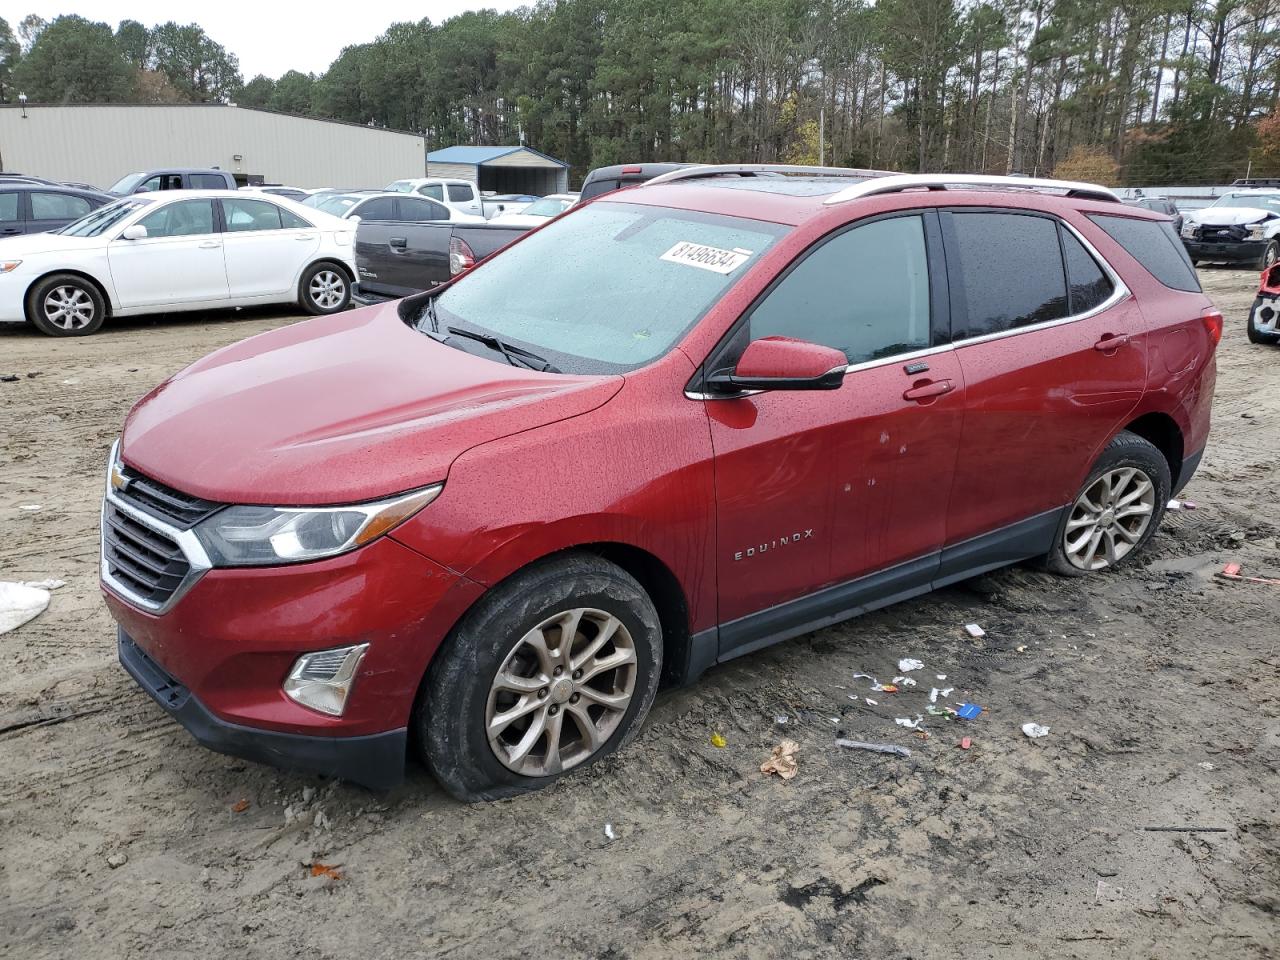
(424, 201, 787, 374)
(386, 181, 414, 193)
(519, 196, 574, 218)
(314, 194, 361, 215)
(56, 198, 151, 237)
(107, 173, 146, 195)
(1209, 192, 1280, 213)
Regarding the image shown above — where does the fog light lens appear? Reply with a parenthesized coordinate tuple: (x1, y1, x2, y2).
(283, 643, 370, 716)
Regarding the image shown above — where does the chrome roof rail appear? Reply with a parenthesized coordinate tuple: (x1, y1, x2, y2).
(644, 163, 897, 186)
(823, 173, 1120, 205)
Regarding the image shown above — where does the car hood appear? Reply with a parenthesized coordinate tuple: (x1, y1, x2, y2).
(0, 232, 105, 256)
(120, 302, 624, 505)
(1188, 207, 1275, 226)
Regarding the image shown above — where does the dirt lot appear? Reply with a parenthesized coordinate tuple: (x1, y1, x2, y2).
(1, 273, 1277, 960)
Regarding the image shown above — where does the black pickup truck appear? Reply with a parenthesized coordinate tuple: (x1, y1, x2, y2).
(352, 220, 529, 303)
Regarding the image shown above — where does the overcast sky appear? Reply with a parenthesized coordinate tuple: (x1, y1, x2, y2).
(19, 1, 527, 79)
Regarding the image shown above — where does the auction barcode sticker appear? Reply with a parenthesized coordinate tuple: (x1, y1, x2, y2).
(660, 241, 752, 275)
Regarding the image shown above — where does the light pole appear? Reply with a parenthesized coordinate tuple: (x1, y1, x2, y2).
(19, 92, 28, 119)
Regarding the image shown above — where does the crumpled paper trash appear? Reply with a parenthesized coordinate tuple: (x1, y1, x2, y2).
(760, 739, 800, 780)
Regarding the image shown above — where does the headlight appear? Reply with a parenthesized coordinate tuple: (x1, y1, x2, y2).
(0, 260, 22, 273)
(1247, 224, 1266, 241)
(1180, 223, 1195, 239)
(195, 485, 442, 566)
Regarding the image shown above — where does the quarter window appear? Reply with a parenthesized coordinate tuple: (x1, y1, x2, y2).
(280, 207, 311, 228)
(747, 214, 931, 364)
(136, 199, 215, 238)
(948, 212, 1068, 339)
(1088, 214, 1200, 293)
(223, 198, 284, 232)
(1060, 228, 1114, 315)
(32, 192, 92, 220)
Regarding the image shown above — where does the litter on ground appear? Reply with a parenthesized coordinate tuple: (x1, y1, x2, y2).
(710, 732, 727, 748)
(959, 736, 972, 750)
(1022, 723, 1051, 738)
(965, 623, 986, 638)
(897, 658, 924, 672)
(895, 716, 924, 729)
(835, 739, 911, 758)
(604, 823, 616, 841)
(759, 739, 800, 780)
(0, 582, 52, 636)
(956, 703, 983, 720)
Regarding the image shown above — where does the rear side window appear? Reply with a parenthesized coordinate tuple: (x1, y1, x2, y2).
(446, 183, 474, 202)
(356, 197, 396, 220)
(189, 174, 227, 189)
(0, 192, 20, 221)
(32, 192, 92, 220)
(1088, 214, 1200, 293)
(1060, 229, 1114, 314)
(947, 212, 1068, 339)
(398, 197, 450, 221)
(418, 184, 445, 201)
(223, 198, 284, 232)
(748, 214, 931, 364)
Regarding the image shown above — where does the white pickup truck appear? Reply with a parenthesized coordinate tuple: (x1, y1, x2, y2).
(384, 178, 536, 220)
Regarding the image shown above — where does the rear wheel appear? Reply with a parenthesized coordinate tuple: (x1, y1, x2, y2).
(1045, 431, 1170, 577)
(298, 262, 351, 315)
(26, 274, 106, 337)
(418, 553, 662, 802)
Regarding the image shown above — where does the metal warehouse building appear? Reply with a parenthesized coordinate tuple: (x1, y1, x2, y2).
(427, 145, 569, 196)
(0, 103, 425, 190)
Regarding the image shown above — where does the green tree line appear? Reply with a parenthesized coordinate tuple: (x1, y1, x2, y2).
(3, 1, 1279, 185)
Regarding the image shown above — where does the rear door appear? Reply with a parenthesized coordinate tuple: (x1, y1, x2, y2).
(701, 211, 965, 656)
(29, 191, 94, 233)
(0, 191, 23, 237)
(376, 197, 452, 292)
(108, 198, 229, 307)
(219, 197, 320, 298)
(940, 209, 1145, 561)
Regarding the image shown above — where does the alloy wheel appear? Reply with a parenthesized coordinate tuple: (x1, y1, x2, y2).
(486, 607, 637, 777)
(1063, 467, 1156, 571)
(42, 286, 95, 331)
(309, 270, 346, 310)
(1265, 244, 1279, 269)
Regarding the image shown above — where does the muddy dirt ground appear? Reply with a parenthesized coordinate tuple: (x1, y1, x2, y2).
(1, 270, 1277, 960)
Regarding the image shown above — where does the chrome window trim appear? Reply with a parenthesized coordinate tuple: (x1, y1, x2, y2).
(99, 441, 211, 615)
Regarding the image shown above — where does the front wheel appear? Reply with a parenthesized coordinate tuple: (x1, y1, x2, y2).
(418, 553, 662, 802)
(298, 262, 351, 315)
(26, 273, 106, 336)
(1257, 240, 1279, 271)
(1045, 431, 1170, 577)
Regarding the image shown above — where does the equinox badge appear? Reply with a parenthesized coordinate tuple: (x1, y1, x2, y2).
(734, 529, 814, 561)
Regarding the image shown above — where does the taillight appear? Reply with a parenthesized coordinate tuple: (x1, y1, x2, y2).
(621, 165, 642, 174)
(1262, 263, 1280, 295)
(448, 236, 475, 276)
(1201, 308, 1223, 346)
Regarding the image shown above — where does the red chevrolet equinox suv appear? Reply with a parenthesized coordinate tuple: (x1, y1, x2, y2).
(102, 167, 1220, 801)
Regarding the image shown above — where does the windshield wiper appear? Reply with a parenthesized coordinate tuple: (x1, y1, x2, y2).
(422, 296, 440, 334)
(441, 325, 561, 373)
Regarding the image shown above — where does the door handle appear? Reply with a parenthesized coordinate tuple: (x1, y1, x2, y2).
(197, 240, 221, 249)
(903, 379, 953, 402)
(294, 233, 312, 240)
(1, 227, 21, 234)
(389, 237, 407, 250)
(1093, 333, 1129, 352)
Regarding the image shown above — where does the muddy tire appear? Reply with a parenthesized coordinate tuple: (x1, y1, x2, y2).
(418, 552, 662, 802)
(298, 262, 351, 315)
(26, 273, 106, 337)
(1045, 431, 1170, 577)
(1257, 239, 1279, 271)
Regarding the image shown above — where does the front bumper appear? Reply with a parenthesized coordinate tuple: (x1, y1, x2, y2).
(1183, 238, 1265, 263)
(119, 629, 407, 789)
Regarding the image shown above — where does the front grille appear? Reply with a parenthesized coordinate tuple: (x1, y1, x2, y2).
(1195, 224, 1248, 242)
(116, 467, 221, 528)
(103, 501, 191, 606)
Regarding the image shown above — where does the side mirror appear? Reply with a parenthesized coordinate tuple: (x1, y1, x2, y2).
(708, 337, 847, 393)
(120, 224, 147, 240)
(349, 215, 361, 223)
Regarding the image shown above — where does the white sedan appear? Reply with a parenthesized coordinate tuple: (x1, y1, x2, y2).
(488, 193, 580, 228)
(0, 190, 358, 336)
